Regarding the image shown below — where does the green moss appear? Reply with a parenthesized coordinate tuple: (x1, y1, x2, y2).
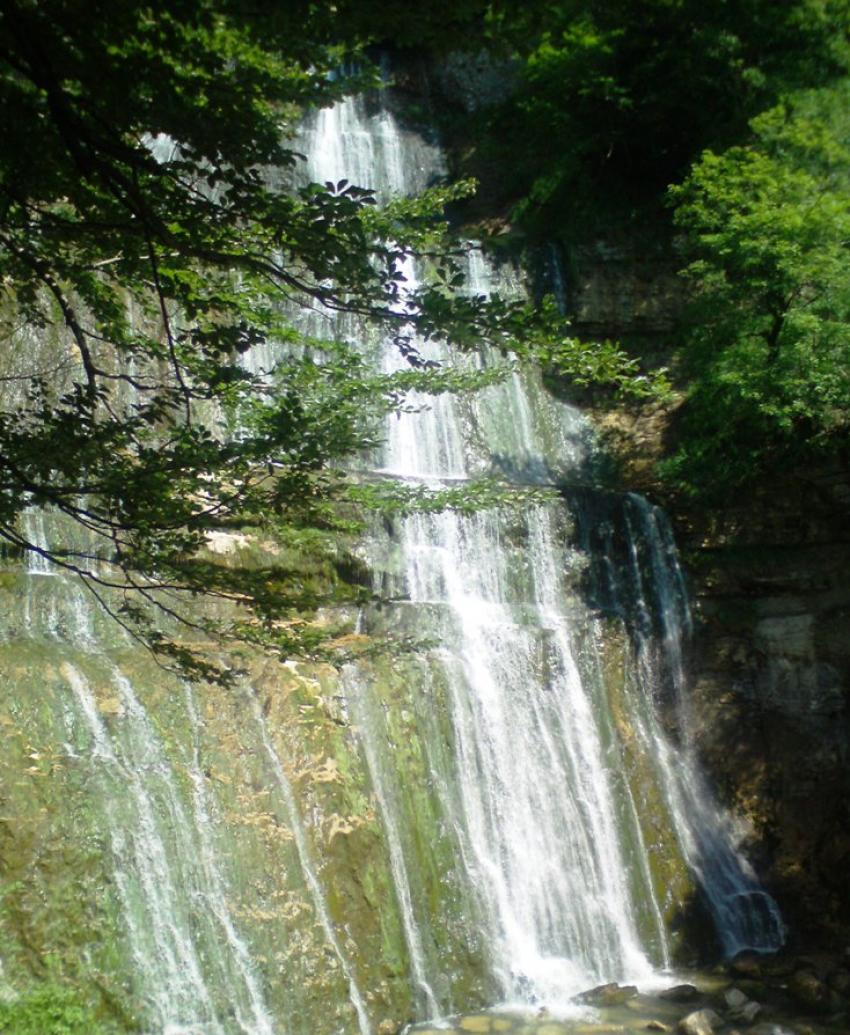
(596, 618, 696, 960)
(0, 984, 102, 1035)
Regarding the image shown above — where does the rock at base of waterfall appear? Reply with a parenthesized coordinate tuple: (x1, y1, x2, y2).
(646, 1023, 671, 1032)
(724, 988, 748, 1010)
(676, 1007, 722, 1035)
(728, 999, 762, 1025)
(787, 968, 831, 1013)
(730, 954, 763, 979)
(575, 981, 639, 1006)
(659, 984, 700, 1003)
(459, 1016, 494, 1033)
(722, 986, 763, 1025)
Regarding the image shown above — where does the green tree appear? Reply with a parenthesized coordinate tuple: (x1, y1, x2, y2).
(0, 0, 658, 673)
(481, 0, 850, 231)
(664, 86, 850, 493)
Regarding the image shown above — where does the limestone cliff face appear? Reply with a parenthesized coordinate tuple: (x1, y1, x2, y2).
(680, 468, 850, 947)
(564, 241, 850, 948)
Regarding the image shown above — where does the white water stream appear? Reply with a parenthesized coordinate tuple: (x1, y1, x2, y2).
(305, 91, 783, 1016)
(22, 514, 279, 1035)
(6, 83, 784, 1035)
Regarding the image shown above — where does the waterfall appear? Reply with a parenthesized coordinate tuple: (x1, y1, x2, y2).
(571, 491, 786, 958)
(252, 701, 372, 1035)
(305, 90, 782, 1015)
(18, 514, 280, 1034)
(3, 82, 785, 1035)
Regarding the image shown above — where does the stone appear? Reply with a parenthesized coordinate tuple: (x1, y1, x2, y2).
(492, 1021, 514, 1033)
(646, 1023, 670, 1032)
(460, 1018, 493, 1034)
(730, 955, 763, 979)
(536, 1025, 568, 1035)
(576, 982, 639, 1006)
(723, 987, 748, 1010)
(676, 1008, 722, 1035)
(729, 1000, 762, 1025)
(788, 969, 831, 1013)
(660, 985, 700, 1003)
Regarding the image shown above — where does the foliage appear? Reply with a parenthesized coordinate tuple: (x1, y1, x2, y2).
(0, 0, 666, 673)
(437, 2, 850, 491)
(663, 85, 850, 493)
(479, 0, 850, 231)
(0, 984, 99, 1035)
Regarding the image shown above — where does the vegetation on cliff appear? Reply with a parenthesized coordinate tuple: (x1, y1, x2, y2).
(463, 0, 850, 495)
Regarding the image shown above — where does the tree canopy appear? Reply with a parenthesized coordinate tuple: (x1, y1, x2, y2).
(663, 86, 850, 492)
(481, 0, 850, 229)
(0, 0, 666, 674)
(6, 0, 847, 665)
(465, 0, 850, 493)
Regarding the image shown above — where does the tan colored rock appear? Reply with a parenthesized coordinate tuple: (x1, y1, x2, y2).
(491, 1021, 514, 1032)
(459, 1017, 492, 1034)
(646, 1024, 670, 1033)
(97, 696, 124, 717)
(730, 1000, 761, 1024)
(676, 1008, 722, 1035)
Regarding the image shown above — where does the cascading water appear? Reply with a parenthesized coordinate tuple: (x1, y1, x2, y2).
(571, 492, 786, 958)
(0, 81, 786, 1035)
(19, 513, 279, 1035)
(305, 88, 783, 1016)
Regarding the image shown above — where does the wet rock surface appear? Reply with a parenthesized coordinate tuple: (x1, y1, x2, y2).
(576, 983, 640, 1007)
(404, 953, 850, 1035)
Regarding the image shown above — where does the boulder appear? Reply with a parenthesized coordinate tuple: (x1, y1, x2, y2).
(788, 969, 831, 1013)
(646, 1023, 670, 1032)
(729, 1000, 761, 1025)
(660, 985, 700, 1004)
(676, 1008, 722, 1035)
(730, 955, 763, 979)
(575, 982, 639, 1006)
(723, 988, 748, 1010)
